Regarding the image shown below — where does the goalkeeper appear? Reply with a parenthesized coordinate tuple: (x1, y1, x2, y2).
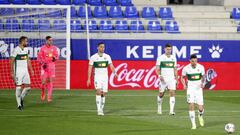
(37, 36, 59, 102)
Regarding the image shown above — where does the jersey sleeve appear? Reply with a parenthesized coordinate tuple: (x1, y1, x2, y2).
(182, 67, 187, 76)
(10, 48, 17, 58)
(156, 57, 161, 66)
(108, 55, 112, 65)
(53, 46, 59, 60)
(89, 56, 94, 66)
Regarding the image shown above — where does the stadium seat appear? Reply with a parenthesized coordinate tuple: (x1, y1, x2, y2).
(12, 0, 26, 4)
(42, 0, 56, 5)
(93, 6, 108, 18)
(238, 25, 240, 32)
(118, 0, 133, 6)
(78, 6, 92, 18)
(70, 7, 78, 18)
(159, 7, 173, 19)
(16, 8, 30, 18)
(26, 0, 41, 4)
(109, 6, 123, 18)
(99, 20, 113, 32)
(72, 0, 86, 5)
(148, 21, 162, 32)
(165, 21, 180, 33)
(38, 20, 51, 31)
(83, 20, 97, 32)
(5, 19, 20, 32)
(115, 20, 128, 32)
(71, 20, 82, 32)
(46, 9, 62, 18)
(0, 20, 4, 31)
(0, 8, 15, 16)
(103, 0, 118, 6)
(0, 0, 10, 4)
(142, 7, 156, 18)
(33, 8, 47, 18)
(129, 20, 144, 32)
(53, 20, 66, 31)
(232, 8, 240, 19)
(88, 0, 102, 6)
(22, 19, 35, 32)
(124, 6, 139, 18)
(56, 0, 71, 5)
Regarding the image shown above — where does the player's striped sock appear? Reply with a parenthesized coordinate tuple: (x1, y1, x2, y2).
(96, 95, 102, 112)
(189, 111, 196, 127)
(15, 86, 22, 107)
(170, 97, 175, 113)
(21, 87, 30, 99)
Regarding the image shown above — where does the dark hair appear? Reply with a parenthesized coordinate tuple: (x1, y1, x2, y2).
(190, 54, 197, 59)
(97, 42, 104, 47)
(19, 36, 27, 43)
(46, 36, 52, 40)
(165, 43, 172, 48)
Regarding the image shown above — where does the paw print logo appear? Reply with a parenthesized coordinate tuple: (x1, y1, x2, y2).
(208, 45, 223, 59)
(0, 40, 9, 57)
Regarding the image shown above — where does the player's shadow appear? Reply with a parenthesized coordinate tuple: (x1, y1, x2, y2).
(205, 120, 227, 128)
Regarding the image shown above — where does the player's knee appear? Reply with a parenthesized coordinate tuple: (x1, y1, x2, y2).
(102, 92, 106, 97)
(159, 92, 164, 98)
(96, 89, 101, 95)
(169, 90, 175, 97)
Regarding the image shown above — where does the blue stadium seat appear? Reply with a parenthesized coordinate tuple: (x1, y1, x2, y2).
(118, 0, 133, 6)
(109, 6, 123, 18)
(12, 0, 26, 4)
(83, 20, 97, 32)
(159, 7, 173, 19)
(103, 0, 118, 6)
(148, 21, 162, 33)
(99, 20, 113, 32)
(70, 7, 78, 18)
(72, 0, 86, 5)
(53, 20, 66, 31)
(78, 6, 92, 18)
(71, 20, 82, 32)
(26, 0, 41, 4)
(16, 8, 30, 18)
(0, 8, 15, 16)
(38, 20, 51, 31)
(238, 25, 240, 32)
(88, 0, 102, 6)
(142, 7, 156, 18)
(165, 21, 180, 33)
(129, 20, 144, 32)
(0, 0, 10, 4)
(56, 0, 71, 5)
(5, 19, 20, 32)
(93, 6, 108, 18)
(124, 6, 138, 18)
(22, 19, 35, 32)
(46, 9, 62, 18)
(0, 20, 4, 31)
(42, 0, 56, 5)
(115, 20, 128, 32)
(232, 8, 240, 19)
(33, 8, 47, 18)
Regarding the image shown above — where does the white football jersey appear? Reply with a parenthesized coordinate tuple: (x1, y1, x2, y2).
(11, 46, 29, 72)
(89, 53, 112, 78)
(182, 63, 205, 88)
(156, 54, 177, 80)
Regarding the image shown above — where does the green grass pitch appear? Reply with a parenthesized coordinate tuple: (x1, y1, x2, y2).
(0, 90, 239, 135)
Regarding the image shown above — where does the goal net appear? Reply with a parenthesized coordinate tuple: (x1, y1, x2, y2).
(0, 5, 71, 90)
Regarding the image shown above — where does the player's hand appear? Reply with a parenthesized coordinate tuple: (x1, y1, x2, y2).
(114, 73, 118, 78)
(159, 76, 165, 82)
(201, 83, 205, 88)
(42, 63, 47, 69)
(31, 70, 34, 76)
(87, 79, 91, 87)
(183, 84, 187, 90)
(52, 57, 56, 62)
(176, 80, 179, 88)
(10, 71, 14, 80)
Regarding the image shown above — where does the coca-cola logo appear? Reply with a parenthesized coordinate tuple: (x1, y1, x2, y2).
(109, 63, 184, 88)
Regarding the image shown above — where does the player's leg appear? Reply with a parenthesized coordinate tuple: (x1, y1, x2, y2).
(41, 70, 48, 101)
(197, 90, 204, 127)
(20, 72, 31, 108)
(187, 89, 196, 129)
(47, 77, 54, 102)
(101, 79, 108, 115)
(168, 80, 176, 115)
(157, 81, 166, 114)
(94, 79, 104, 115)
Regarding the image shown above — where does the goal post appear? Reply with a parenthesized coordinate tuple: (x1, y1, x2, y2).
(0, 5, 71, 90)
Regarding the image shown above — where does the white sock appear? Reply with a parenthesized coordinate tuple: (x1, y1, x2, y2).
(101, 96, 105, 111)
(169, 97, 175, 113)
(189, 111, 196, 127)
(15, 86, 22, 107)
(21, 87, 31, 99)
(157, 96, 162, 112)
(199, 109, 204, 116)
(96, 95, 102, 112)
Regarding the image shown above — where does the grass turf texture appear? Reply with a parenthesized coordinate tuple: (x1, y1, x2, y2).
(0, 90, 239, 135)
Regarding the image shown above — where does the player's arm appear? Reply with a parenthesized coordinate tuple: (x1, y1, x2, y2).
(181, 68, 187, 90)
(27, 57, 34, 75)
(174, 59, 178, 85)
(52, 46, 59, 62)
(109, 63, 118, 77)
(87, 65, 93, 87)
(155, 58, 164, 82)
(201, 66, 205, 88)
(10, 57, 15, 80)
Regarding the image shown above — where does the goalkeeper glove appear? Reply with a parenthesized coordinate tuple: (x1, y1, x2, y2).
(52, 57, 56, 62)
(42, 63, 47, 69)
